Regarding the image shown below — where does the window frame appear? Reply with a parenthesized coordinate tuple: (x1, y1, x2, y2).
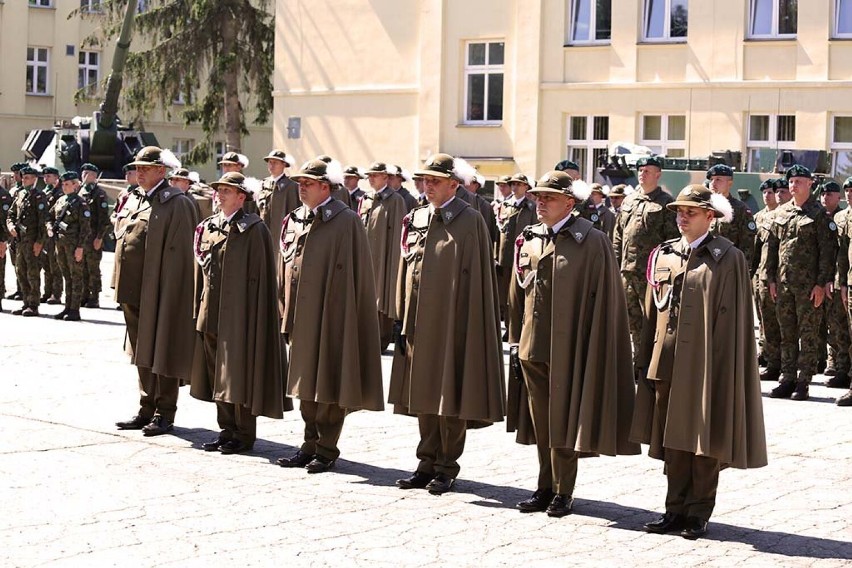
(831, 115, 852, 183)
(639, 114, 687, 157)
(26, 47, 50, 96)
(565, 114, 610, 182)
(28, 0, 53, 8)
(746, 113, 797, 172)
(566, 0, 612, 45)
(80, 0, 102, 13)
(642, 0, 689, 43)
(172, 138, 195, 161)
(748, 0, 798, 40)
(462, 39, 505, 126)
(835, 0, 852, 38)
(77, 50, 100, 92)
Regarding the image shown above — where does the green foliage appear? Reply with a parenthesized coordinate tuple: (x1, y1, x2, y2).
(75, 0, 273, 165)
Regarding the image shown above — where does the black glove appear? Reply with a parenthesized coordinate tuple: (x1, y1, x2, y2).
(393, 320, 405, 355)
(509, 345, 523, 381)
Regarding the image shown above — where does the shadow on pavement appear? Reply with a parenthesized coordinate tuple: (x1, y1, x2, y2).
(170, 426, 299, 459)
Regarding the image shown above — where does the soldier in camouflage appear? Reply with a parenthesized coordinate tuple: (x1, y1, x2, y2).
(837, 177, 852, 406)
(78, 163, 111, 309)
(0, 177, 12, 311)
(6, 166, 48, 316)
(752, 179, 783, 381)
(48, 172, 91, 321)
(5, 162, 29, 301)
(706, 164, 756, 268)
(612, 156, 679, 364)
(39, 167, 64, 305)
(767, 165, 838, 401)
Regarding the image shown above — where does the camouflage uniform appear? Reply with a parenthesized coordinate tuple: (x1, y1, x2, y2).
(48, 192, 91, 311)
(6, 185, 48, 308)
(819, 207, 850, 378)
(752, 205, 782, 374)
(79, 181, 111, 304)
(612, 187, 678, 361)
(40, 183, 64, 300)
(0, 186, 12, 299)
(766, 197, 838, 384)
(711, 195, 756, 270)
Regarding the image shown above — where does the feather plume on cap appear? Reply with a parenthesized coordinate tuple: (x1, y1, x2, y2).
(386, 164, 399, 176)
(243, 177, 263, 199)
(569, 179, 592, 202)
(473, 173, 485, 187)
(400, 168, 413, 182)
(160, 149, 182, 170)
(283, 153, 296, 168)
(188, 171, 201, 184)
(452, 158, 477, 186)
(325, 159, 345, 187)
(709, 192, 734, 223)
(237, 153, 250, 168)
(601, 184, 611, 196)
(623, 185, 636, 196)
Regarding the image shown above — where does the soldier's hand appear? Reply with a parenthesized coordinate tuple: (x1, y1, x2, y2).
(8, 228, 17, 239)
(74, 247, 83, 263)
(810, 285, 825, 308)
(509, 345, 523, 381)
(32, 243, 43, 257)
(93, 237, 103, 251)
(769, 282, 777, 302)
(842, 286, 848, 307)
(825, 282, 834, 300)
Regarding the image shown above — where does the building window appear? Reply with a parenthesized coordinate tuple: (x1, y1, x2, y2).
(80, 0, 102, 12)
(137, 0, 149, 13)
(172, 138, 195, 161)
(749, 0, 797, 38)
(78, 51, 99, 92)
(643, 0, 688, 41)
(641, 114, 686, 157)
(29, 0, 52, 7)
(566, 115, 609, 181)
(26, 47, 50, 95)
(746, 114, 796, 172)
(568, 0, 612, 44)
(831, 116, 852, 183)
(215, 141, 225, 174)
(836, 0, 852, 37)
(464, 40, 504, 124)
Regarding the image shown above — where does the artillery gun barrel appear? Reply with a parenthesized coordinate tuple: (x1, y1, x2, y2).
(98, 0, 137, 130)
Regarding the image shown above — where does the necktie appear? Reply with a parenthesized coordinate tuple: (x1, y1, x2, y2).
(547, 228, 557, 243)
(306, 210, 316, 222)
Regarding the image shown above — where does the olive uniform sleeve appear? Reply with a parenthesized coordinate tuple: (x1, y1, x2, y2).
(739, 210, 757, 273)
(837, 217, 849, 288)
(612, 210, 624, 266)
(766, 219, 780, 285)
(35, 193, 49, 247)
(818, 214, 839, 287)
(76, 201, 93, 249)
(93, 188, 112, 240)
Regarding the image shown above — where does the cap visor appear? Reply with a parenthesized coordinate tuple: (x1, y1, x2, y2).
(412, 169, 451, 179)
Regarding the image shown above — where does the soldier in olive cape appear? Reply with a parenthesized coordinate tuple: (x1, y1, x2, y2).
(190, 172, 289, 455)
(454, 162, 498, 246)
(333, 166, 366, 211)
(256, 149, 300, 263)
(276, 159, 384, 474)
(495, 173, 536, 323)
(389, 153, 505, 495)
(48, 171, 91, 321)
(632, 184, 767, 540)
(508, 171, 639, 518)
(113, 146, 199, 436)
(6, 166, 48, 316)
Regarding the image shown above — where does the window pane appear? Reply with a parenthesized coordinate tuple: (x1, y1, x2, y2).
(27, 47, 34, 61)
(569, 147, 588, 176)
(27, 67, 34, 93)
(468, 43, 486, 66)
(593, 116, 609, 140)
(467, 74, 485, 121)
(671, 0, 688, 37)
(645, 0, 665, 38)
(751, 0, 772, 35)
(573, 0, 592, 41)
(668, 115, 686, 140)
(643, 115, 662, 140)
(833, 150, 852, 182)
(78, 69, 85, 89)
(749, 115, 769, 141)
(667, 148, 686, 157)
(570, 116, 587, 140)
(488, 42, 504, 65)
(79, 51, 85, 64)
(37, 67, 47, 93)
(840, 0, 852, 34)
(592, 147, 609, 170)
(38, 49, 47, 62)
(834, 116, 852, 143)
(487, 73, 503, 121)
(596, 0, 612, 40)
(779, 0, 797, 34)
(777, 115, 795, 142)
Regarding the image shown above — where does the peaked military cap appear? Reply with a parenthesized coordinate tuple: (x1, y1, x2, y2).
(706, 164, 734, 178)
(292, 159, 334, 183)
(364, 162, 389, 175)
(554, 160, 580, 172)
(609, 184, 628, 197)
(218, 151, 246, 166)
(129, 147, 168, 167)
(263, 149, 294, 165)
(508, 173, 532, 187)
(528, 171, 575, 197)
(80, 163, 100, 173)
(60, 171, 80, 182)
(636, 156, 665, 169)
(414, 154, 455, 179)
(42, 166, 60, 176)
(821, 180, 842, 193)
(343, 165, 364, 179)
(315, 154, 333, 164)
(168, 167, 192, 180)
(496, 175, 512, 184)
(785, 164, 812, 179)
(759, 178, 776, 191)
(667, 184, 724, 218)
(210, 171, 252, 199)
(844, 176, 852, 189)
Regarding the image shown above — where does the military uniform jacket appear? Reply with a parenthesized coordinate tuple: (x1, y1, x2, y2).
(396, 187, 419, 212)
(766, 197, 837, 287)
(613, 187, 678, 273)
(332, 187, 365, 211)
(578, 200, 617, 240)
(114, 180, 199, 380)
(79, 182, 111, 241)
(495, 196, 537, 270)
(0, 187, 12, 242)
(48, 193, 92, 248)
(6, 187, 48, 245)
(257, 174, 300, 261)
(630, 235, 768, 469)
(751, 206, 776, 280)
(388, 198, 505, 424)
(507, 216, 639, 455)
(189, 209, 289, 418)
(279, 199, 384, 411)
(455, 186, 498, 245)
(711, 195, 756, 270)
(837, 208, 851, 287)
(358, 186, 407, 317)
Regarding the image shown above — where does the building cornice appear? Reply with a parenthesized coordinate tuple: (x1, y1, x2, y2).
(540, 80, 852, 91)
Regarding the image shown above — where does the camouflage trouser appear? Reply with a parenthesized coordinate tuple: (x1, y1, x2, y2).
(81, 244, 103, 300)
(56, 243, 84, 310)
(622, 271, 648, 364)
(753, 275, 781, 372)
(820, 291, 851, 374)
(776, 282, 824, 383)
(9, 239, 22, 294)
(14, 241, 42, 307)
(40, 239, 63, 298)
(0, 249, 6, 297)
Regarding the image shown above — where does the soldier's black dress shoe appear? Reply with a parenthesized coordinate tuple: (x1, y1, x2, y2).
(769, 381, 796, 399)
(643, 512, 687, 534)
(826, 374, 851, 389)
(63, 309, 81, 321)
(53, 309, 69, 320)
(7, 291, 21, 300)
(276, 450, 314, 468)
(202, 437, 229, 451)
(40, 293, 50, 303)
(545, 494, 574, 517)
(759, 369, 780, 382)
(679, 517, 708, 539)
(516, 488, 555, 512)
(142, 415, 174, 436)
(426, 473, 455, 494)
(791, 383, 809, 401)
(219, 440, 252, 455)
(46, 296, 61, 305)
(836, 389, 852, 406)
(11, 306, 25, 316)
(824, 367, 838, 376)
(85, 299, 100, 309)
(115, 415, 152, 430)
(21, 306, 39, 317)
(396, 471, 433, 489)
(305, 455, 336, 473)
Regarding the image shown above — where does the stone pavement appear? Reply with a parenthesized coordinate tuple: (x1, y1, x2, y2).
(0, 253, 850, 567)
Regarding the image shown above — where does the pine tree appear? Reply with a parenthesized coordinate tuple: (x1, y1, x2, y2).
(78, 0, 273, 164)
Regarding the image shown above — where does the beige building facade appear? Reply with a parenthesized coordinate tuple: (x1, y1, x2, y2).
(0, 0, 271, 181)
(274, 0, 852, 185)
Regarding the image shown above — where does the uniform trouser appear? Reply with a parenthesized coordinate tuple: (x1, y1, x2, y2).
(654, 380, 720, 522)
(416, 414, 467, 478)
(9, 239, 22, 294)
(121, 303, 179, 421)
(821, 291, 851, 374)
(521, 360, 579, 495)
(776, 282, 823, 382)
(496, 264, 510, 321)
(14, 241, 41, 307)
(622, 272, 648, 364)
(753, 276, 782, 372)
(378, 312, 395, 349)
(0, 248, 6, 297)
(40, 239, 62, 298)
(55, 243, 84, 310)
(201, 333, 257, 445)
(82, 244, 103, 300)
(299, 400, 346, 460)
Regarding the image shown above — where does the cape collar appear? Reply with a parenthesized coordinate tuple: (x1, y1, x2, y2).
(433, 196, 469, 225)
